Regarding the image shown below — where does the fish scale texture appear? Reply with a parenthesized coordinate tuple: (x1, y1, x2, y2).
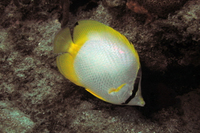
(74, 38, 138, 104)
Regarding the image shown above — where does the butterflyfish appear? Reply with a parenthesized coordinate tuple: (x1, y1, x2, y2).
(54, 20, 145, 106)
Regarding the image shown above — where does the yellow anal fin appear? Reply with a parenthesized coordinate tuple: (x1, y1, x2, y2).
(56, 53, 82, 86)
(108, 83, 126, 94)
(85, 88, 106, 102)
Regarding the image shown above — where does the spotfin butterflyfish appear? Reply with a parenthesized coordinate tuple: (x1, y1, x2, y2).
(54, 20, 145, 106)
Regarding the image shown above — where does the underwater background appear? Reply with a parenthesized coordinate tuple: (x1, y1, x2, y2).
(0, 0, 200, 132)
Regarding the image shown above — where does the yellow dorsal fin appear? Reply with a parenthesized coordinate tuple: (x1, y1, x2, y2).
(73, 20, 140, 65)
(53, 27, 73, 54)
(85, 88, 107, 102)
(74, 20, 128, 44)
(108, 83, 126, 94)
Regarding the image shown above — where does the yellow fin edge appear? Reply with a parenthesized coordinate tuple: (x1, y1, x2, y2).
(85, 88, 107, 102)
(56, 53, 82, 86)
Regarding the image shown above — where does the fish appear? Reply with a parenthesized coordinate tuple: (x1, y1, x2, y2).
(54, 20, 145, 106)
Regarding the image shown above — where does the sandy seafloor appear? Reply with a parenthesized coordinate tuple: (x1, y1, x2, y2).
(0, 0, 200, 133)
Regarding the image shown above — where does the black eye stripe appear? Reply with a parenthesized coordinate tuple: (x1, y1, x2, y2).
(122, 68, 141, 104)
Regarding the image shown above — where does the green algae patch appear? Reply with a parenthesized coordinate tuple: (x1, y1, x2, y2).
(0, 101, 35, 133)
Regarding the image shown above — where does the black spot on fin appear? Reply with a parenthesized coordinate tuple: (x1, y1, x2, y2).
(74, 22, 79, 27)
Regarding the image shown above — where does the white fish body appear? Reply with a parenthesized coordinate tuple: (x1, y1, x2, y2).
(54, 20, 145, 106)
